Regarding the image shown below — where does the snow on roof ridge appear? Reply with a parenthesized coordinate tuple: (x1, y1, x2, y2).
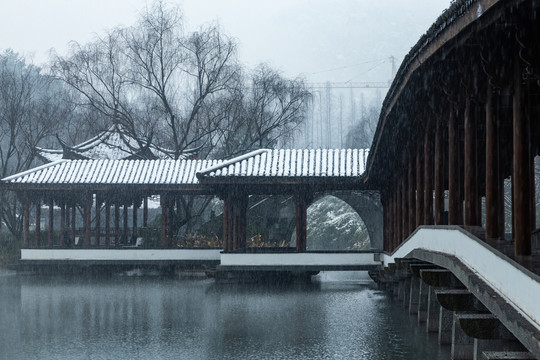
(197, 149, 270, 176)
(1, 160, 68, 182)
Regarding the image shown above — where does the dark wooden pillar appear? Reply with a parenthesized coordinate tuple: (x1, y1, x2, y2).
(105, 200, 111, 247)
(123, 203, 129, 244)
(71, 205, 76, 244)
(434, 118, 445, 225)
(35, 201, 41, 248)
(161, 196, 168, 248)
(402, 176, 408, 240)
(382, 196, 386, 250)
(48, 198, 54, 247)
(389, 192, 395, 251)
(232, 193, 248, 251)
(114, 203, 120, 245)
(485, 84, 500, 239)
(23, 201, 29, 248)
(464, 96, 479, 226)
(167, 199, 174, 247)
(416, 142, 424, 227)
(295, 192, 310, 252)
(448, 105, 460, 224)
(408, 153, 416, 234)
(513, 57, 531, 256)
(60, 203, 66, 246)
(84, 196, 91, 247)
(396, 182, 402, 246)
(132, 201, 138, 236)
(222, 194, 232, 252)
(143, 197, 148, 227)
(424, 121, 434, 225)
(95, 195, 101, 246)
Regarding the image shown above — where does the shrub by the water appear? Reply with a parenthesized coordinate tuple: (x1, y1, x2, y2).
(0, 232, 20, 267)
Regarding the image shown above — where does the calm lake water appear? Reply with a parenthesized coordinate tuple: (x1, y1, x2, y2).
(0, 270, 450, 360)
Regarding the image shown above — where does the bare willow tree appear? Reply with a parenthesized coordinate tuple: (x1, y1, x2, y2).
(51, 0, 310, 236)
(211, 64, 310, 158)
(0, 50, 70, 236)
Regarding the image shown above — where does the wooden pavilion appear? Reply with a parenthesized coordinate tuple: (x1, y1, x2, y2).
(1, 149, 372, 252)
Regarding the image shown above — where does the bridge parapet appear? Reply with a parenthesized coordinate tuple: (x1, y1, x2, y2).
(382, 226, 540, 358)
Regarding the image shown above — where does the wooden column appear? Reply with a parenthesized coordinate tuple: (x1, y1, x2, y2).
(388, 193, 395, 251)
(105, 200, 111, 247)
(402, 176, 408, 240)
(123, 203, 129, 244)
(222, 194, 232, 252)
(132, 201, 138, 236)
(382, 196, 389, 252)
(167, 199, 174, 247)
(408, 153, 416, 234)
(35, 201, 41, 248)
(485, 84, 500, 239)
(95, 195, 101, 246)
(396, 182, 402, 246)
(84, 196, 91, 247)
(295, 193, 310, 252)
(232, 193, 248, 251)
(424, 121, 434, 225)
(114, 203, 120, 245)
(71, 205, 76, 244)
(23, 201, 29, 248)
(513, 57, 531, 256)
(161, 196, 168, 248)
(143, 197, 148, 227)
(448, 105, 460, 224)
(60, 203, 66, 246)
(416, 142, 424, 227)
(464, 96, 479, 226)
(434, 118, 445, 225)
(48, 198, 54, 247)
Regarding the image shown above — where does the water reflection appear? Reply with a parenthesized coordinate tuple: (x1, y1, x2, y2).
(0, 272, 449, 360)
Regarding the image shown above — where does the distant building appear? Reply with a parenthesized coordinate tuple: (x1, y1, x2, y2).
(36, 124, 198, 162)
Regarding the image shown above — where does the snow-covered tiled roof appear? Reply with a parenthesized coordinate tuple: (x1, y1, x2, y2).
(1, 149, 369, 191)
(36, 124, 196, 161)
(198, 149, 369, 178)
(2, 159, 221, 187)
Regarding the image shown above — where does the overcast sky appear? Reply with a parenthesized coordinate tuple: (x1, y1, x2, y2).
(0, 0, 451, 83)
